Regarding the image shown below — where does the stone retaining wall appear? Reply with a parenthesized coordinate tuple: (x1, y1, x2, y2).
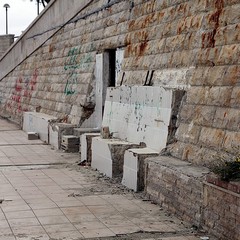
(146, 156, 240, 240)
(0, 0, 239, 163)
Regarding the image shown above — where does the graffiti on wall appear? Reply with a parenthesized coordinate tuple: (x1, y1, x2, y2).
(63, 47, 92, 95)
(6, 69, 38, 113)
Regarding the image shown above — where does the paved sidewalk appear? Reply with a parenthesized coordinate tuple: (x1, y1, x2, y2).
(0, 118, 210, 240)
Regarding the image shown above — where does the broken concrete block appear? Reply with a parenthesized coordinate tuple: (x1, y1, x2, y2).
(122, 148, 158, 192)
(91, 137, 139, 178)
(49, 123, 76, 149)
(27, 132, 39, 140)
(61, 135, 79, 152)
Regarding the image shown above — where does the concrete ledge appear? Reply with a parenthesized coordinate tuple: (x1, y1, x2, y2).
(122, 148, 158, 192)
(91, 137, 139, 178)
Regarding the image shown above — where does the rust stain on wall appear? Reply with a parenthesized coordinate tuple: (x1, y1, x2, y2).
(201, 0, 224, 48)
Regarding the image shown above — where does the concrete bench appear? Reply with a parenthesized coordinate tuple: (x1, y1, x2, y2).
(91, 86, 179, 189)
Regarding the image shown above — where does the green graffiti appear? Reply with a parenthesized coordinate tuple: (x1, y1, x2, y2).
(64, 72, 77, 96)
(63, 46, 93, 95)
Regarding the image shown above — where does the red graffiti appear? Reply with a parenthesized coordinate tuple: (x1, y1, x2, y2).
(15, 77, 23, 92)
(6, 69, 39, 114)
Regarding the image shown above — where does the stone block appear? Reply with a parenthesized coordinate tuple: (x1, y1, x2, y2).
(213, 107, 240, 131)
(122, 148, 158, 192)
(199, 127, 226, 149)
(175, 123, 201, 144)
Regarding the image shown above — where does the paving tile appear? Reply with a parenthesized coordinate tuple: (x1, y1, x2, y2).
(15, 234, 50, 240)
(55, 199, 84, 208)
(48, 230, 84, 240)
(61, 206, 91, 215)
(0, 219, 11, 229)
(28, 202, 58, 210)
(33, 208, 64, 217)
(77, 195, 109, 206)
(1, 204, 31, 213)
(43, 223, 77, 234)
(87, 205, 116, 216)
(37, 215, 70, 225)
(99, 215, 134, 228)
(5, 210, 35, 219)
(109, 224, 141, 235)
(8, 217, 40, 228)
(0, 235, 16, 240)
(79, 227, 116, 238)
(0, 227, 12, 236)
(138, 222, 176, 233)
(74, 220, 106, 230)
(11, 225, 46, 235)
(66, 213, 97, 223)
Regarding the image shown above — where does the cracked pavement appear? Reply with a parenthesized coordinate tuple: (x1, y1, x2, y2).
(0, 118, 211, 240)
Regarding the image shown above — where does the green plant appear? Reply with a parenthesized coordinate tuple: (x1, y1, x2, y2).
(210, 149, 240, 182)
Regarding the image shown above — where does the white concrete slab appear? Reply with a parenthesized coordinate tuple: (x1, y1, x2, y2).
(102, 86, 173, 151)
(23, 112, 57, 143)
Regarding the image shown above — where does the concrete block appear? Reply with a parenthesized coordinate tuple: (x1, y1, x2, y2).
(91, 137, 139, 178)
(61, 135, 80, 152)
(23, 112, 57, 143)
(80, 133, 101, 164)
(61, 135, 79, 151)
(27, 132, 39, 140)
(122, 148, 158, 192)
(49, 123, 76, 149)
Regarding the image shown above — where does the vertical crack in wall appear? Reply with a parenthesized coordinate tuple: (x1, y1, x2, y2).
(167, 90, 186, 145)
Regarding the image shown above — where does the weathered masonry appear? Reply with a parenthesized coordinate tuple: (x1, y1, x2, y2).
(0, 35, 14, 58)
(0, 1, 239, 239)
